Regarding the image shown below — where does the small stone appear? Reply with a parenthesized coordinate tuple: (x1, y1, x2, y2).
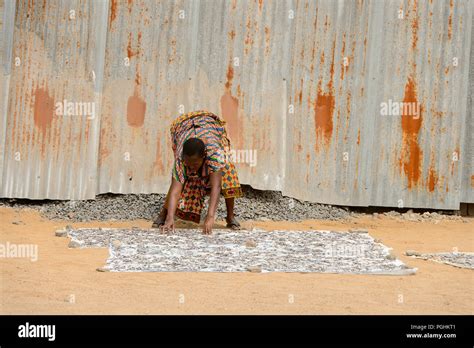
(406, 209, 414, 214)
(55, 229, 68, 237)
(374, 238, 382, 243)
(65, 225, 73, 231)
(405, 250, 420, 256)
(68, 240, 82, 248)
(386, 253, 396, 261)
(12, 221, 21, 225)
(64, 295, 76, 303)
(349, 228, 368, 233)
(96, 267, 110, 272)
(68, 212, 75, 219)
(246, 266, 262, 273)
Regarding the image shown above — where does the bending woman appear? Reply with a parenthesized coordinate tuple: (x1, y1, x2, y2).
(152, 110, 243, 234)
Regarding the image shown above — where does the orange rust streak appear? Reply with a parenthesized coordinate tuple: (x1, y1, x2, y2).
(471, 175, 474, 188)
(220, 92, 240, 147)
(225, 64, 234, 90)
(448, 0, 453, 40)
(127, 91, 146, 127)
(328, 41, 336, 91)
(33, 87, 54, 134)
(127, 33, 135, 58)
(110, 0, 118, 27)
(427, 167, 438, 192)
(314, 93, 335, 148)
(400, 77, 423, 189)
(341, 34, 346, 80)
(411, 0, 419, 50)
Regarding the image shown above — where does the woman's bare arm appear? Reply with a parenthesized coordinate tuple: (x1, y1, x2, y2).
(161, 178, 183, 233)
(203, 171, 222, 234)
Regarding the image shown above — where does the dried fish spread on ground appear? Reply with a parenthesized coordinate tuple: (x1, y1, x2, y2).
(408, 252, 474, 270)
(59, 228, 416, 274)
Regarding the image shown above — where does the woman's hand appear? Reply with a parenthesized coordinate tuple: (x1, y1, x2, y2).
(202, 215, 215, 235)
(160, 216, 175, 234)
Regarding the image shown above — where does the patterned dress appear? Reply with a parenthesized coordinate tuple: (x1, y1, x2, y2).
(170, 110, 243, 223)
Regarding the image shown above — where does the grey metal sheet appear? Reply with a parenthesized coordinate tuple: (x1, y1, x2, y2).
(0, 0, 473, 210)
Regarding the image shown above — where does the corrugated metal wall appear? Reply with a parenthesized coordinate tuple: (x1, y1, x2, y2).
(1, 0, 473, 209)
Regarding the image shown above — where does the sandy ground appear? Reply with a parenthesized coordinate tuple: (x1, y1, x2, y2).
(0, 206, 473, 314)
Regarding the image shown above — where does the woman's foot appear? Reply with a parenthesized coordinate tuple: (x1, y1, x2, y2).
(226, 215, 241, 230)
(152, 209, 168, 228)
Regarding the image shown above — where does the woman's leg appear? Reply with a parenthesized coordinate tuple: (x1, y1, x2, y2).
(225, 197, 241, 229)
(225, 197, 235, 221)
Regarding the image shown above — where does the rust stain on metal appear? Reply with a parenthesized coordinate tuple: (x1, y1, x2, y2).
(340, 33, 347, 80)
(264, 26, 271, 54)
(411, 4, 419, 49)
(399, 77, 423, 189)
(314, 93, 335, 148)
(110, 0, 118, 28)
(471, 175, 474, 188)
(398, 2, 424, 189)
(222, 60, 239, 144)
(427, 167, 438, 192)
(127, 33, 135, 58)
(324, 15, 329, 32)
(128, 31, 142, 59)
(228, 30, 236, 40)
(127, 91, 146, 127)
(33, 87, 54, 134)
(346, 91, 351, 120)
(357, 129, 360, 145)
(258, 0, 263, 11)
(448, 0, 453, 40)
(313, 41, 336, 150)
(220, 92, 240, 146)
(225, 64, 234, 90)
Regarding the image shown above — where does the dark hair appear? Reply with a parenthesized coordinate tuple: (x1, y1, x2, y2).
(182, 138, 205, 157)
